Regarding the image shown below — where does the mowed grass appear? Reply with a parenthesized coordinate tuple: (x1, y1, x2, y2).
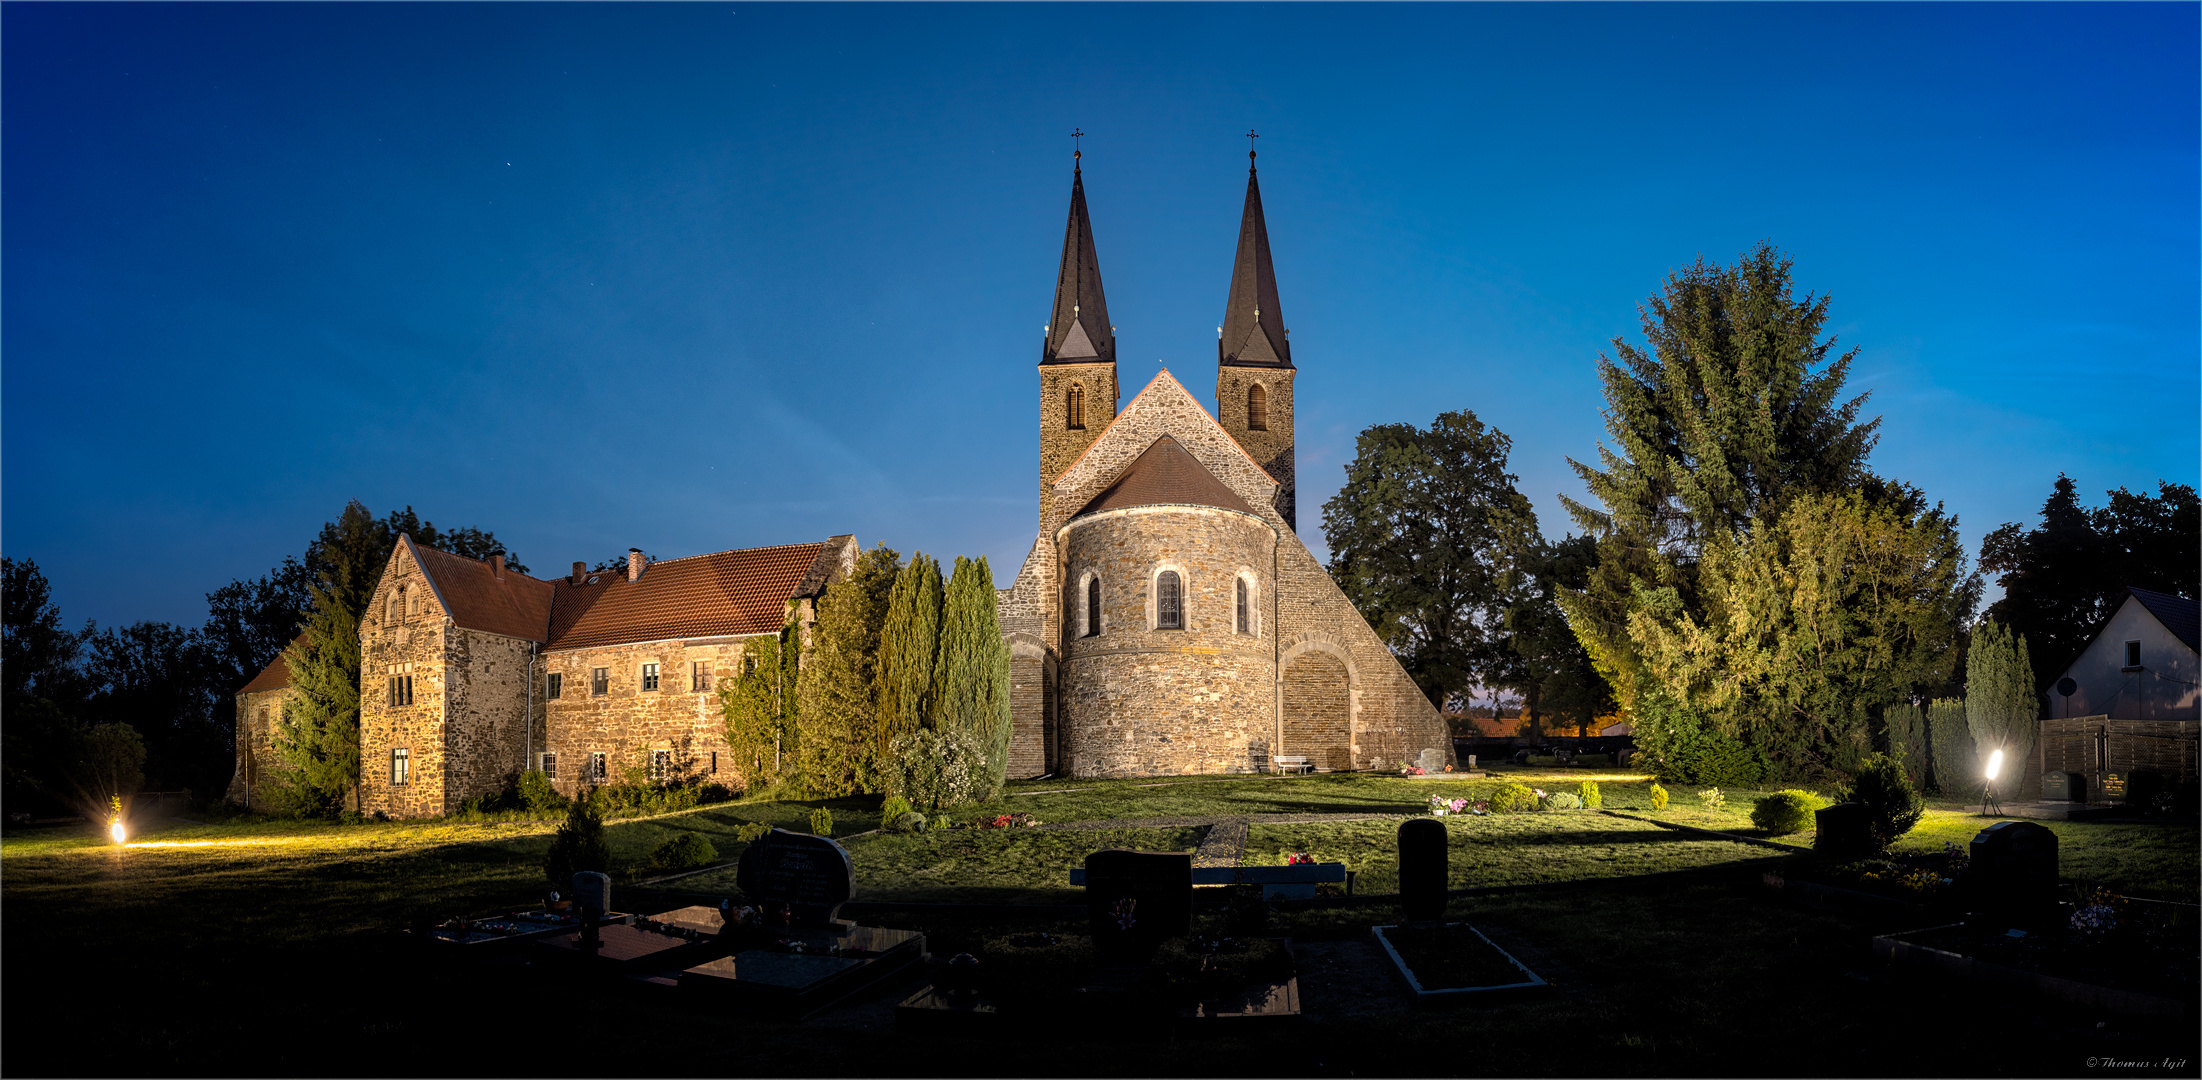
(1246, 813, 1778, 893)
(678, 826, 1207, 904)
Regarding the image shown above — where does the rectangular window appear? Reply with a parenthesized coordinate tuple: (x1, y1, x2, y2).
(710, 751, 719, 775)
(591, 667, 609, 696)
(691, 661, 711, 693)
(588, 752, 607, 783)
(540, 752, 557, 780)
(546, 672, 562, 700)
(2124, 641, 2142, 670)
(386, 675, 414, 706)
(1156, 570, 1183, 630)
(642, 662, 660, 692)
(390, 747, 410, 786)
(651, 749, 672, 784)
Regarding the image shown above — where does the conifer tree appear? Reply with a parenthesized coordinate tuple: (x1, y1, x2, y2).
(796, 544, 899, 798)
(876, 553, 943, 747)
(1925, 697, 1974, 794)
(270, 500, 383, 812)
(1965, 619, 2038, 789)
(929, 556, 1012, 796)
(1886, 702, 1928, 791)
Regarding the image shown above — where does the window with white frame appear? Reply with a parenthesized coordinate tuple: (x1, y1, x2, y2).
(591, 667, 609, 696)
(390, 747, 410, 786)
(642, 662, 660, 692)
(650, 749, 672, 784)
(540, 752, 557, 780)
(588, 752, 607, 783)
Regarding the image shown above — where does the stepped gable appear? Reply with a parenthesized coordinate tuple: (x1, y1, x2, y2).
(1049, 370, 1279, 536)
(238, 633, 307, 694)
(406, 536, 555, 643)
(545, 541, 832, 651)
(2129, 587, 2199, 651)
(1074, 435, 1256, 518)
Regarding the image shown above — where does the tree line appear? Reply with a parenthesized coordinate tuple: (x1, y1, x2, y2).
(1323, 241, 2197, 787)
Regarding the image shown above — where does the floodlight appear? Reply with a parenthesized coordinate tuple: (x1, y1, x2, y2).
(1985, 749, 2004, 781)
(110, 820, 126, 844)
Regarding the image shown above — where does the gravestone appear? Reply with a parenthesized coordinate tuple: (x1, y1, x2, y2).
(571, 871, 611, 950)
(1968, 820, 2058, 924)
(1554, 748, 1573, 765)
(1083, 849, 1192, 959)
(1466, 754, 1477, 770)
(1398, 818, 1448, 923)
(1615, 748, 1634, 769)
(1511, 749, 1532, 765)
(736, 828, 856, 930)
(1812, 803, 1873, 858)
(1417, 748, 1445, 773)
(2041, 771, 2086, 803)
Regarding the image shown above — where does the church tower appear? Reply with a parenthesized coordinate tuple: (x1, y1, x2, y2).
(1216, 149, 1297, 531)
(1037, 152, 1119, 528)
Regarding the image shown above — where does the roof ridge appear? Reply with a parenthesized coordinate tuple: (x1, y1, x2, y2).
(613, 540, 829, 573)
(1051, 368, 1279, 488)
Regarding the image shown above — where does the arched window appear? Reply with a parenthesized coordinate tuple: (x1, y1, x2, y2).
(1247, 384, 1268, 431)
(388, 587, 404, 624)
(1236, 577, 1250, 635)
(1085, 576, 1101, 638)
(1156, 571, 1183, 630)
(1066, 383, 1085, 429)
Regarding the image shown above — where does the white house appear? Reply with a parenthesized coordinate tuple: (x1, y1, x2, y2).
(2047, 587, 2199, 723)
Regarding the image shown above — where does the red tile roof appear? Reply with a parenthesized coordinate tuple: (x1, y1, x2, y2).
(408, 539, 557, 643)
(1074, 435, 1257, 519)
(545, 541, 836, 651)
(238, 634, 306, 695)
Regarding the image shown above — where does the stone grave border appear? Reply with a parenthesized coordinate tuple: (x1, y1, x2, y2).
(1370, 922, 1550, 1006)
(1871, 925, 2193, 1020)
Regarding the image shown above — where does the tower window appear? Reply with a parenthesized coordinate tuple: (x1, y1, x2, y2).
(390, 748, 410, 786)
(1157, 571, 1183, 630)
(1247, 384, 1268, 431)
(1236, 577, 1250, 635)
(1067, 383, 1086, 430)
(1085, 576, 1102, 638)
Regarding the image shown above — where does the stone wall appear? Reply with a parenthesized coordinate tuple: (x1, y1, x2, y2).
(1216, 365, 1297, 531)
(1057, 504, 1278, 777)
(1038, 361, 1118, 526)
(1280, 650, 1350, 770)
(442, 628, 537, 808)
(226, 686, 291, 810)
(538, 637, 754, 798)
(360, 545, 460, 819)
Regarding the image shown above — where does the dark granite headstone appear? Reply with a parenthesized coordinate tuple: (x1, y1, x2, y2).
(571, 871, 610, 915)
(1968, 820, 2058, 923)
(1813, 802, 1874, 858)
(1083, 849, 1192, 959)
(2041, 771, 2086, 803)
(2103, 772, 2128, 800)
(1398, 818, 1448, 923)
(736, 829, 856, 929)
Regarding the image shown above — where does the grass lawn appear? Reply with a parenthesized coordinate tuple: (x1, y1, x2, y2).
(1244, 813, 1777, 893)
(680, 826, 1206, 904)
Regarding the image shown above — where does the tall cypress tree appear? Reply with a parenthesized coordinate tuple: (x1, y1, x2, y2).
(1558, 243, 1881, 713)
(796, 544, 899, 798)
(876, 553, 943, 746)
(270, 501, 383, 812)
(1925, 697, 1973, 795)
(1966, 620, 2038, 790)
(930, 556, 1012, 795)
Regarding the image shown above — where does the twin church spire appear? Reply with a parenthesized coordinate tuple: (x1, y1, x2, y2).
(1041, 159, 1115, 365)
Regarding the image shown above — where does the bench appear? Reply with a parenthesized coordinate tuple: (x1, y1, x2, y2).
(1274, 755, 1313, 775)
(1070, 862, 1350, 900)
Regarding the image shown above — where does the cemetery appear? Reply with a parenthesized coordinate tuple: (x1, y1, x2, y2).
(3, 764, 2195, 1076)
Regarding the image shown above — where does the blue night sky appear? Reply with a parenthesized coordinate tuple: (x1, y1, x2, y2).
(5, 3, 2195, 631)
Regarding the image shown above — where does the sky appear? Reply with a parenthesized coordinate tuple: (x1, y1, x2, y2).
(5, 2, 2196, 632)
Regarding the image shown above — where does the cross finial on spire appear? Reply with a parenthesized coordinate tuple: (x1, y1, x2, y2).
(1245, 128, 1258, 170)
(1072, 128, 1084, 170)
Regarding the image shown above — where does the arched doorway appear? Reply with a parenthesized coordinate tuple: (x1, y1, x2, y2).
(1281, 651, 1351, 771)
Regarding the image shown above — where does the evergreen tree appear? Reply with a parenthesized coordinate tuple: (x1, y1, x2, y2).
(1965, 619, 2038, 789)
(1925, 697, 1974, 795)
(878, 553, 943, 745)
(1886, 702, 1927, 791)
(722, 610, 800, 794)
(1498, 534, 1616, 737)
(1559, 243, 1880, 712)
(929, 556, 1011, 796)
(796, 544, 900, 798)
(269, 501, 383, 811)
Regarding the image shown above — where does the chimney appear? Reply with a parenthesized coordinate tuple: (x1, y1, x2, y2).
(627, 548, 645, 582)
(491, 554, 505, 578)
(571, 561, 586, 586)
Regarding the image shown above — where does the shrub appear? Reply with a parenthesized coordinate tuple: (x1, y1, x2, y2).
(515, 769, 565, 815)
(808, 807, 835, 836)
(542, 793, 612, 887)
(1541, 791, 1583, 810)
(1648, 783, 1670, 810)
(1489, 782, 1537, 813)
(1841, 752, 1925, 848)
(1750, 789, 1828, 834)
(927, 812, 951, 830)
(1697, 787, 1725, 810)
(734, 820, 772, 843)
(648, 832, 719, 871)
(880, 795, 913, 831)
(1576, 780, 1602, 809)
(882, 727, 989, 813)
(899, 811, 928, 833)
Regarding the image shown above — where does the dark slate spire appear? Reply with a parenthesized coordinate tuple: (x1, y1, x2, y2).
(1220, 150, 1290, 368)
(1042, 154, 1114, 365)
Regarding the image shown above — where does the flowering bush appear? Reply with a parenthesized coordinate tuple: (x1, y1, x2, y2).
(970, 812, 1041, 829)
(1426, 794, 1475, 816)
(1697, 787, 1726, 810)
(1285, 851, 1315, 865)
(1400, 765, 1426, 776)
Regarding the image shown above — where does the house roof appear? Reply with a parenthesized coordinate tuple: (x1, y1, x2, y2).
(407, 538, 557, 643)
(238, 634, 306, 695)
(2128, 586, 2199, 652)
(1073, 435, 1257, 519)
(545, 541, 838, 651)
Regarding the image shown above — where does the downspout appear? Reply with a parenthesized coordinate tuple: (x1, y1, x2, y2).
(524, 641, 536, 777)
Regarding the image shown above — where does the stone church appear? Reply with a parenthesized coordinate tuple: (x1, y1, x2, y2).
(994, 154, 1453, 779)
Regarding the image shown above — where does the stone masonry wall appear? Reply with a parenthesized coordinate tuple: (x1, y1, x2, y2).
(1280, 651, 1350, 770)
(539, 638, 752, 798)
(1038, 361, 1118, 527)
(1216, 366, 1297, 531)
(1058, 504, 1279, 777)
(361, 546, 459, 819)
(442, 627, 537, 810)
(226, 686, 292, 810)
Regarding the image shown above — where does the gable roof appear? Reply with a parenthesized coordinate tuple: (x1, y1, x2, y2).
(2128, 586, 2199, 652)
(405, 536, 556, 643)
(545, 540, 842, 651)
(1074, 435, 1256, 518)
(238, 634, 307, 695)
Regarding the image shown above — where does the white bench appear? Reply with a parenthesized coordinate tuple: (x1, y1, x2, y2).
(1070, 862, 1350, 900)
(1274, 755, 1313, 775)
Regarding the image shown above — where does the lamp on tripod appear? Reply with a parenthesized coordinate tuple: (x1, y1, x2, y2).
(1980, 748, 2005, 816)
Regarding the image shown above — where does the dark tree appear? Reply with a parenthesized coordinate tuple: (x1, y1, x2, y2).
(3, 557, 86, 704)
(79, 621, 227, 794)
(1323, 409, 1538, 709)
(1500, 534, 1617, 738)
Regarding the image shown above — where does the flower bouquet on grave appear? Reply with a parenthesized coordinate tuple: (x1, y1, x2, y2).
(1401, 764, 1426, 776)
(1286, 851, 1315, 865)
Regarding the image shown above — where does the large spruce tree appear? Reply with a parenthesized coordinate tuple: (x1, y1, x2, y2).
(796, 544, 900, 798)
(270, 501, 383, 811)
(1559, 243, 1881, 713)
